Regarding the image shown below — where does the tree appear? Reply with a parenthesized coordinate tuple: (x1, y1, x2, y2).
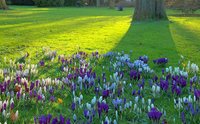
(96, 0, 100, 7)
(0, 0, 9, 9)
(133, 0, 168, 21)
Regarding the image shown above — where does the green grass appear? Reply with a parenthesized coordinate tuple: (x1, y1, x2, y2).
(0, 6, 200, 66)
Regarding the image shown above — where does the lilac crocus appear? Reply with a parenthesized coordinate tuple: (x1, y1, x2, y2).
(112, 98, 122, 109)
(50, 96, 55, 102)
(139, 55, 148, 64)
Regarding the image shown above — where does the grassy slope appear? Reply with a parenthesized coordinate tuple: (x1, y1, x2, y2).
(0, 6, 200, 66)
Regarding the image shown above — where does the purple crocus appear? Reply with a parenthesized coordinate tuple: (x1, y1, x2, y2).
(39, 115, 46, 124)
(59, 114, 65, 123)
(148, 108, 162, 122)
(194, 89, 200, 100)
(130, 70, 140, 80)
(181, 112, 186, 124)
(50, 96, 55, 102)
(84, 109, 89, 119)
(153, 58, 168, 65)
(71, 102, 76, 111)
(47, 114, 52, 123)
(66, 118, 71, 124)
(102, 90, 109, 99)
(52, 117, 58, 124)
(160, 80, 169, 92)
(10, 102, 14, 110)
(30, 82, 35, 91)
(39, 60, 45, 66)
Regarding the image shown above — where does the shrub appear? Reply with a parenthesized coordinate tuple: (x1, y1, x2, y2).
(10, 0, 35, 5)
(166, 0, 200, 14)
(33, 0, 65, 7)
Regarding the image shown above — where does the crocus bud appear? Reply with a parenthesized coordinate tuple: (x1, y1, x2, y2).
(134, 104, 137, 111)
(15, 110, 19, 119)
(148, 106, 151, 112)
(115, 111, 118, 120)
(2, 110, 6, 117)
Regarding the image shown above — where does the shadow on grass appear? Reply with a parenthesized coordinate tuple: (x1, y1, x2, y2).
(169, 20, 200, 65)
(110, 20, 180, 67)
(169, 14, 200, 17)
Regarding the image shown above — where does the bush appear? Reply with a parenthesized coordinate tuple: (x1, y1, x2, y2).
(33, 0, 65, 7)
(10, 0, 35, 5)
(65, 0, 76, 6)
(166, 0, 200, 14)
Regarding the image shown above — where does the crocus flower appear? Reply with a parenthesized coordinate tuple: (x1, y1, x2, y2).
(71, 102, 76, 111)
(66, 118, 71, 124)
(160, 80, 169, 92)
(50, 96, 55, 102)
(148, 107, 162, 122)
(59, 114, 65, 123)
(194, 89, 200, 100)
(39, 60, 45, 66)
(112, 98, 122, 109)
(84, 109, 89, 119)
(153, 58, 168, 65)
(52, 118, 58, 124)
(139, 55, 148, 64)
(181, 112, 186, 124)
(10, 102, 14, 110)
(102, 90, 109, 98)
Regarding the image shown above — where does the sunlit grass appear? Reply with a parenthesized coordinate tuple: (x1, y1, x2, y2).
(0, 6, 200, 66)
(0, 6, 132, 62)
(169, 16, 200, 64)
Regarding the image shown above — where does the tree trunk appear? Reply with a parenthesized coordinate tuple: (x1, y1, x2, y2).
(96, 0, 100, 7)
(0, 0, 8, 10)
(133, 0, 168, 21)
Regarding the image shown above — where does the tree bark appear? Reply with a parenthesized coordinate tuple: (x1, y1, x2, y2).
(133, 0, 168, 21)
(0, 0, 8, 10)
(96, 0, 100, 7)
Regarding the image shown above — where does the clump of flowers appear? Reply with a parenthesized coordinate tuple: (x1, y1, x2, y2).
(153, 58, 168, 65)
(148, 107, 162, 123)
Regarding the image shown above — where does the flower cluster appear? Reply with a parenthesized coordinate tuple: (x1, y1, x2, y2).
(0, 49, 199, 123)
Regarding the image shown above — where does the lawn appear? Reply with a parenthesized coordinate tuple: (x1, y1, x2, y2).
(0, 6, 200, 66)
(0, 6, 200, 124)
